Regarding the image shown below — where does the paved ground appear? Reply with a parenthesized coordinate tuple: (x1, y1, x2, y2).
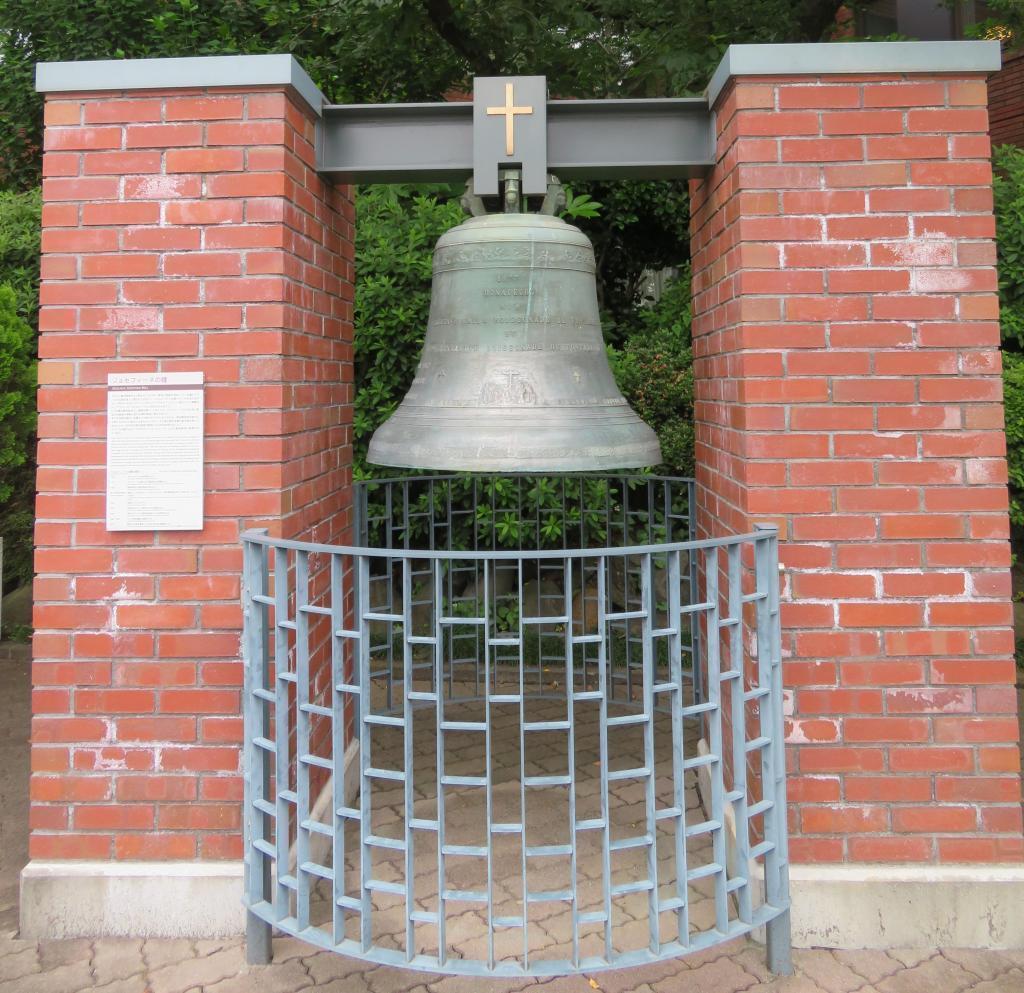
(2, 934, 1024, 993)
(2, 649, 1023, 991)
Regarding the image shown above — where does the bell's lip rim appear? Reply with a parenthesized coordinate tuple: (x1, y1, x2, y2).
(366, 444, 665, 471)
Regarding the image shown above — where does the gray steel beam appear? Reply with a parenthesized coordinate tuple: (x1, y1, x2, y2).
(317, 97, 714, 183)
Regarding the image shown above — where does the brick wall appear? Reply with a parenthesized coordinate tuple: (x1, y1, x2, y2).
(32, 85, 353, 860)
(690, 72, 1024, 864)
(988, 48, 1024, 148)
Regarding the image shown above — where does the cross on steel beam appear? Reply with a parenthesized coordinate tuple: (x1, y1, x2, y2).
(317, 74, 714, 193)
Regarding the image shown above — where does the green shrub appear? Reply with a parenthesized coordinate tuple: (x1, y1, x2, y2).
(608, 273, 694, 477)
(1004, 352, 1024, 529)
(996, 146, 1024, 540)
(0, 188, 42, 327)
(0, 284, 35, 494)
(354, 184, 464, 479)
(568, 181, 691, 339)
(0, 284, 36, 590)
(0, 459, 34, 593)
(995, 145, 1024, 350)
(0, 189, 40, 592)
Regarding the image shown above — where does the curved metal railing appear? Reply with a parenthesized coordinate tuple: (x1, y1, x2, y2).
(241, 474, 790, 976)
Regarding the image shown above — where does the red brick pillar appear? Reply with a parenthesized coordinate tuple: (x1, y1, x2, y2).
(691, 43, 1024, 945)
(24, 56, 353, 936)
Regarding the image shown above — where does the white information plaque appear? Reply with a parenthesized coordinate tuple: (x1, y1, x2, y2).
(106, 372, 204, 532)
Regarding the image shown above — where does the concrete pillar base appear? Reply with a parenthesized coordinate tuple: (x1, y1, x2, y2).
(20, 861, 245, 939)
(789, 863, 1024, 949)
(21, 856, 1024, 948)
(697, 738, 1024, 949)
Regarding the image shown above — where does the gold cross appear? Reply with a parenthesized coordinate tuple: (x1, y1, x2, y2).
(487, 82, 533, 157)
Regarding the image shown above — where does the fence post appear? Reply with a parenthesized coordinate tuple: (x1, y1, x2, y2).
(243, 531, 273, 965)
(754, 523, 791, 976)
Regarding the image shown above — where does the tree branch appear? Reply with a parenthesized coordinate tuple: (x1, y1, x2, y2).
(421, 0, 499, 74)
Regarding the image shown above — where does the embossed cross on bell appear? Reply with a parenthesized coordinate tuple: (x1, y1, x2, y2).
(367, 176, 662, 472)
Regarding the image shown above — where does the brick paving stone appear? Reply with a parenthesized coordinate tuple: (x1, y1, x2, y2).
(520, 974, 604, 993)
(193, 938, 244, 958)
(0, 944, 39, 982)
(743, 976, 836, 993)
(941, 949, 1020, 982)
(366, 965, 441, 993)
(969, 970, 1024, 993)
(875, 954, 978, 993)
(204, 959, 313, 993)
(0, 959, 93, 993)
(92, 938, 146, 985)
(148, 944, 247, 993)
(0, 934, 36, 956)
(584, 957, 691, 993)
(886, 949, 937, 969)
(38, 938, 92, 970)
(81, 975, 152, 993)
(267, 936, 317, 963)
(142, 939, 196, 973)
(730, 944, 776, 983)
(3, 936, 1024, 992)
(674, 936, 749, 970)
(831, 950, 903, 985)
(651, 955, 760, 993)
(424, 972, 537, 993)
(316, 980, 376, 993)
(304, 948, 373, 985)
(792, 949, 871, 993)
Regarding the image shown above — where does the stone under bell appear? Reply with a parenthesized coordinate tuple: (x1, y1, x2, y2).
(367, 178, 662, 472)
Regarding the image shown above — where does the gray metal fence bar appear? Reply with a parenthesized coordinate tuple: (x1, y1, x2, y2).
(726, 541, 754, 928)
(666, 547, 689, 946)
(596, 553, 613, 961)
(401, 556, 416, 962)
(564, 556, 580, 968)
(756, 524, 792, 975)
(433, 557, 448, 966)
(640, 552, 659, 955)
(294, 550, 312, 933)
(329, 551, 348, 946)
(272, 545, 292, 923)
(356, 554, 373, 952)
(242, 533, 272, 965)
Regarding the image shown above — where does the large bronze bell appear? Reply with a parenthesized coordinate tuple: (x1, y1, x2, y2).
(367, 176, 662, 472)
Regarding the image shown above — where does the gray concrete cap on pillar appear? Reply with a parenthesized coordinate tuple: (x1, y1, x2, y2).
(35, 53, 325, 116)
(705, 39, 1003, 109)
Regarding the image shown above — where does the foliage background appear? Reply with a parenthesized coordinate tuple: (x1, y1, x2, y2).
(0, 190, 39, 590)
(994, 146, 1024, 537)
(0, 0, 853, 189)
